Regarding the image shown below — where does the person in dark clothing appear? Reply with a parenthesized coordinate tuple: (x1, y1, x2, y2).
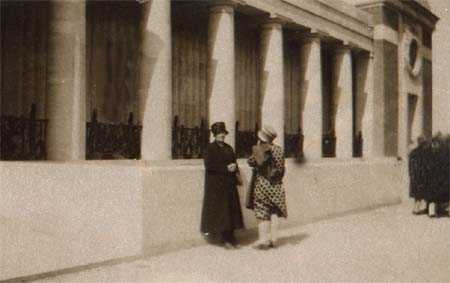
(200, 122, 244, 249)
(426, 134, 450, 217)
(418, 133, 449, 217)
(409, 136, 427, 214)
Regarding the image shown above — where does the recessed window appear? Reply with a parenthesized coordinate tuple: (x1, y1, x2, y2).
(409, 39, 418, 69)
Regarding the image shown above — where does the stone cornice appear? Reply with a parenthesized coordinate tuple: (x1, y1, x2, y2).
(356, 0, 439, 29)
(374, 24, 398, 45)
(282, 0, 373, 35)
(240, 0, 374, 52)
(402, 0, 439, 26)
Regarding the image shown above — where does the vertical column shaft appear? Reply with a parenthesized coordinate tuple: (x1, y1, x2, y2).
(300, 35, 323, 158)
(333, 46, 353, 158)
(260, 21, 284, 147)
(358, 52, 383, 157)
(208, 4, 236, 146)
(139, 0, 172, 160)
(46, 0, 86, 160)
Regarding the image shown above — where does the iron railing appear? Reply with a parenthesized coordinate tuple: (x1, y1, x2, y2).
(322, 129, 336, 157)
(172, 116, 208, 159)
(0, 104, 48, 160)
(353, 131, 363, 157)
(285, 127, 304, 158)
(86, 110, 141, 159)
(235, 121, 258, 158)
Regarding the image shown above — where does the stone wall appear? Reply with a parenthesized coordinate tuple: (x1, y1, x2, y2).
(0, 158, 404, 280)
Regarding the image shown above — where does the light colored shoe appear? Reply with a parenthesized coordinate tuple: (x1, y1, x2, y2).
(233, 243, 242, 249)
(429, 202, 437, 217)
(224, 242, 235, 250)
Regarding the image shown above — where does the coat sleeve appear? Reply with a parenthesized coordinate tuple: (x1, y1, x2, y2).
(408, 151, 414, 177)
(204, 144, 228, 174)
(270, 146, 285, 178)
(231, 146, 240, 173)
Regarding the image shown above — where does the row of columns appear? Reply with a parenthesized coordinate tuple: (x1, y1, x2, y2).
(46, 0, 379, 161)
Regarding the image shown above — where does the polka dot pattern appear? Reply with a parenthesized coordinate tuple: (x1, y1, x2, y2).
(252, 144, 287, 220)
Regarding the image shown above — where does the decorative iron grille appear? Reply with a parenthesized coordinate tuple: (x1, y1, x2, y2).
(86, 110, 141, 159)
(172, 116, 208, 159)
(0, 104, 48, 160)
(285, 127, 304, 158)
(235, 121, 258, 158)
(353, 131, 363, 157)
(322, 129, 336, 158)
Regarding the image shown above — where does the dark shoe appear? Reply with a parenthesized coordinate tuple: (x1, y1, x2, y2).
(253, 241, 271, 250)
(268, 241, 276, 248)
(413, 209, 428, 215)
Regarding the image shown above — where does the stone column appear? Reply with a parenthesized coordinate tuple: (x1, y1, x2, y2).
(139, 0, 172, 160)
(208, 4, 236, 146)
(46, 0, 86, 160)
(300, 34, 322, 158)
(412, 93, 424, 145)
(357, 52, 383, 157)
(260, 20, 284, 147)
(332, 45, 353, 158)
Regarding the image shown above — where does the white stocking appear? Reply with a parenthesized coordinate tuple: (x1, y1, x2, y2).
(429, 202, 436, 216)
(270, 214, 279, 243)
(413, 199, 421, 212)
(257, 221, 270, 244)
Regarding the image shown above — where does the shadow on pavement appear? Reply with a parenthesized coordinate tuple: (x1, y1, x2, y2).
(276, 233, 309, 247)
(237, 231, 309, 247)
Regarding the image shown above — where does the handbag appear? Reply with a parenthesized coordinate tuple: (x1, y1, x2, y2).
(245, 169, 257, 210)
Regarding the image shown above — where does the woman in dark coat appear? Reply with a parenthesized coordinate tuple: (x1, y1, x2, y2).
(200, 122, 244, 249)
(425, 134, 450, 217)
(409, 136, 427, 214)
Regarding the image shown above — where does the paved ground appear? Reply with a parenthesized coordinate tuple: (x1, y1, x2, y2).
(31, 204, 449, 283)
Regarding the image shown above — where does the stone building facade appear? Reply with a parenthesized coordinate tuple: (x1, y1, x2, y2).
(1, 0, 437, 162)
(0, 0, 438, 280)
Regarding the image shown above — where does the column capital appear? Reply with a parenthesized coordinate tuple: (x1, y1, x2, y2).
(300, 32, 323, 44)
(260, 21, 282, 31)
(354, 49, 374, 59)
(260, 13, 291, 30)
(286, 29, 324, 44)
(333, 43, 353, 55)
(208, 1, 237, 14)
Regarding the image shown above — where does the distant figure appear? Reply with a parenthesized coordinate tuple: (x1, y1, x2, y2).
(425, 134, 450, 217)
(200, 122, 244, 249)
(408, 136, 427, 214)
(248, 125, 287, 249)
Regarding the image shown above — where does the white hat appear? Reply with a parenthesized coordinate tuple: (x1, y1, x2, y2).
(257, 125, 277, 143)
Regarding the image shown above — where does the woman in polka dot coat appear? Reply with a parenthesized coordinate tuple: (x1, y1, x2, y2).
(248, 125, 287, 249)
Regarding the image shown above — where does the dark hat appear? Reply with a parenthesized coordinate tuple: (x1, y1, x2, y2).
(211, 122, 228, 135)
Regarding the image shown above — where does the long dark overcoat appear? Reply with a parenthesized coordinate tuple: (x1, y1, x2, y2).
(409, 145, 425, 199)
(200, 141, 244, 234)
(426, 139, 450, 203)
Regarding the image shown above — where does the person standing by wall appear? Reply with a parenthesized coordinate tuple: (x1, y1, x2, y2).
(200, 122, 244, 249)
(427, 133, 450, 217)
(409, 136, 427, 214)
(248, 125, 287, 249)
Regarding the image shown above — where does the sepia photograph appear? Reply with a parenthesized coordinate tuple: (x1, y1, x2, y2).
(1, 0, 449, 282)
